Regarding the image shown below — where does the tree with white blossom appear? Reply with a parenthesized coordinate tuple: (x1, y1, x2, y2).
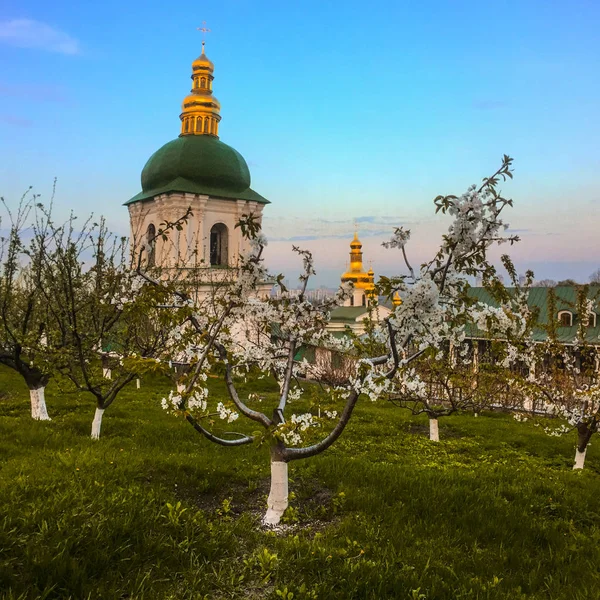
(139, 155, 528, 525)
(34, 214, 176, 439)
(0, 190, 61, 420)
(387, 343, 516, 441)
(511, 285, 600, 469)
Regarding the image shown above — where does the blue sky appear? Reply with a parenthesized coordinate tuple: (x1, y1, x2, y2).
(1, 0, 599, 286)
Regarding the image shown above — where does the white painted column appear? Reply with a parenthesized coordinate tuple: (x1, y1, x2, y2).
(91, 407, 105, 440)
(263, 460, 289, 526)
(573, 447, 587, 470)
(30, 386, 50, 421)
(429, 418, 439, 442)
(196, 196, 208, 266)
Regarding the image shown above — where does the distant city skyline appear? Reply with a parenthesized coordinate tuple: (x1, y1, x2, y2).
(1, 0, 599, 287)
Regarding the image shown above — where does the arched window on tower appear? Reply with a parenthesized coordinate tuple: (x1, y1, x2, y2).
(201, 77, 206, 88)
(204, 118, 209, 133)
(210, 223, 228, 267)
(184, 118, 189, 133)
(362, 294, 366, 306)
(193, 78, 199, 89)
(196, 117, 202, 133)
(146, 223, 156, 267)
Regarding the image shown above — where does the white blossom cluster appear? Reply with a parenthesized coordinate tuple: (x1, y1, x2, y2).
(160, 387, 209, 413)
(382, 227, 410, 250)
(216, 402, 239, 423)
(277, 412, 318, 446)
(161, 390, 183, 412)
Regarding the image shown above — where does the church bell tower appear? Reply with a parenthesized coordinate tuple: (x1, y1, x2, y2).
(125, 40, 270, 277)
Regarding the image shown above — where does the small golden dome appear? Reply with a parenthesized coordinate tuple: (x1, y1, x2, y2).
(350, 231, 362, 250)
(192, 44, 214, 70)
(393, 292, 402, 307)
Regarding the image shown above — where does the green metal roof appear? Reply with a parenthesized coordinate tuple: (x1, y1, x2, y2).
(125, 135, 269, 206)
(467, 285, 600, 344)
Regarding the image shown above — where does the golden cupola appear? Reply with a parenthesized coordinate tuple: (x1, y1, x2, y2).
(341, 233, 371, 290)
(180, 41, 222, 137)
(365, 266, 376, 297)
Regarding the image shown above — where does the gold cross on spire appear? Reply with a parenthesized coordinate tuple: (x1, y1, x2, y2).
(197, 21, 211, 50)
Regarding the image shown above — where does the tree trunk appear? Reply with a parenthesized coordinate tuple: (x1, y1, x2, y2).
(30, 386, 50, 421)
(573, 447, 587, 470)
(263, 447, 289, 526)
(136, 378, 141, 389)
(574, 423, 593, 470)
(91, 407, 105, 439)
(429, 417, 439, 442)
(102, 367, 112, 379)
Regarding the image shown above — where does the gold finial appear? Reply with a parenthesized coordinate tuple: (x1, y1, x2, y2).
(197, 21, 211, 47)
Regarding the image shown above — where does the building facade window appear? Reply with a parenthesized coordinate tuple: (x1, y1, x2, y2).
(210, 223, 228, 267)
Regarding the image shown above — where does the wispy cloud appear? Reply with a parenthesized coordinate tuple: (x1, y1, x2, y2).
(0, 114, 32, 127)
(0, 19, 79, 55)
(262, 215, 416, 243)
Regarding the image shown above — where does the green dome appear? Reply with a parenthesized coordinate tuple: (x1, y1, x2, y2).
(143, 136, 250, 193)
(126, 135, 268, 206)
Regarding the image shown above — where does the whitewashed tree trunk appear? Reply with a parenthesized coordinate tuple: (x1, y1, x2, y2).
(573, 447, 587, 470)
(429, 417, 439, 442)
(263, 460, 288, 526)
(91, 407, 105, 440)
(30, 386, 50, 421)
(136, 378, 141, 389)
(102, 367, 112, 379)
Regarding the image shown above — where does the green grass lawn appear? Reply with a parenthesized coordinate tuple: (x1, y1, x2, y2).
(1, 365, 600, 599)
